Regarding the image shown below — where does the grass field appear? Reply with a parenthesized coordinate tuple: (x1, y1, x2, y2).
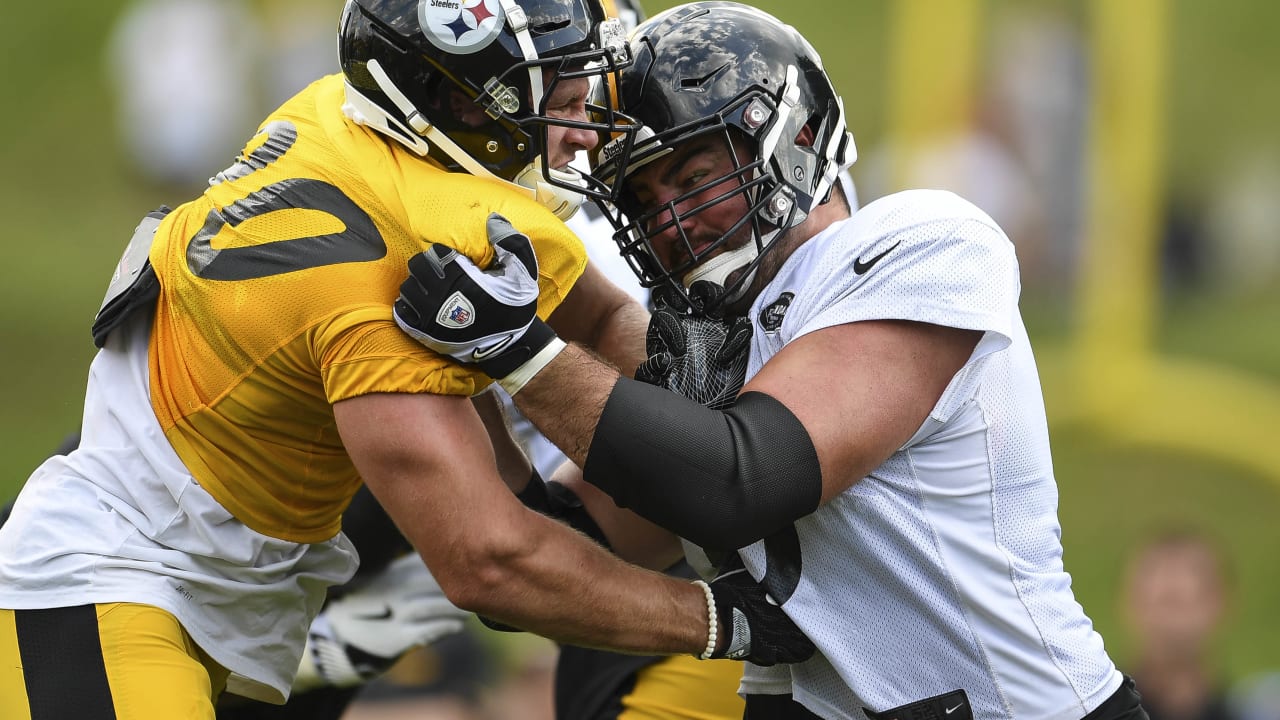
(1, 0, 1277, 687)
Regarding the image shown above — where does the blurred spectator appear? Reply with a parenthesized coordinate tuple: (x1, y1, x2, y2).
(105, 0, 336, 195)
(257, 0, 342, 106)
(984, 6, 1089, 290)
(1202, 146, 1280, 295)
(1160, 192, 1209, 294)
(858, 123, 1045, 273)
(1121, 528, 1240, 720)
(858, 6, 1088, 291)
(106, 0, 263, 193)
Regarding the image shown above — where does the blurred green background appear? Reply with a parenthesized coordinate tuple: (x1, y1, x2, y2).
(1, 0, 1277, 688)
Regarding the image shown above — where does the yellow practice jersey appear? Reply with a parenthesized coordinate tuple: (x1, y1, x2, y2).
(146, 74, 587, 543)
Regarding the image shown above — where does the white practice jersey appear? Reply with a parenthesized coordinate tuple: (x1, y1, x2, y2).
(735, 189, 1121, 719)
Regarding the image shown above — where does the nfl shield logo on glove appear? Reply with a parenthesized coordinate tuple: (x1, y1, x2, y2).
(437, 292, 476, 329)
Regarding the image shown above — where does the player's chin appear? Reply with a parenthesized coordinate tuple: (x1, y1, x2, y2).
(548, 153, 576, 173)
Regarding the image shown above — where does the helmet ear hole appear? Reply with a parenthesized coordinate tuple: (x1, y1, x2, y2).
(795, 117, 819, 148)
(447, 89, 490, 128)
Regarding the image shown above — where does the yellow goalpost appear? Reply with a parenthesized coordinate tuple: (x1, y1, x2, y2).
(886, 0, 1280, 483)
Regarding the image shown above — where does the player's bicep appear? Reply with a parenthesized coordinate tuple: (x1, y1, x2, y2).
(332, 392, 530, 586)
(744, 320, 981, 502)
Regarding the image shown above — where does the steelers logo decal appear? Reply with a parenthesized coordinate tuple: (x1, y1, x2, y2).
(419, 0, 505, 55)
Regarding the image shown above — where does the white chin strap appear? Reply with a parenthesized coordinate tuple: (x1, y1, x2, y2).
(683, 242, 760, 301)
(513, 159, 587, 221)
(346, 60, 584, 221)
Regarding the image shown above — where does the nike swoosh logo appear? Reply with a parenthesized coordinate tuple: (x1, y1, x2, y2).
(472, 335, 514, 361)
(853, 240, 901, 275)
(945, 702, 964, 714)
(354, 605, 394, 621)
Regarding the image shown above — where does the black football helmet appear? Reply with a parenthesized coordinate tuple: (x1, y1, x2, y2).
(592, 2, 855, 309)
(339, 0, 635, 219)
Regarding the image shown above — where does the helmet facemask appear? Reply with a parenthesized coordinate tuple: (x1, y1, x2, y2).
(597, 82, 821, 314)
(607, 125, 793, 313)
(509, 51, 640, 214)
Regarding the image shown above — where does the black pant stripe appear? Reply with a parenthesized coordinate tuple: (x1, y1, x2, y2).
(15, 605, 118, 720)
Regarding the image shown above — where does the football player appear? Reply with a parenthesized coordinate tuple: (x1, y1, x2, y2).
(394, 3, 1150, 718)
(0, 1, 814, 717)
(305, 1, 759, 716)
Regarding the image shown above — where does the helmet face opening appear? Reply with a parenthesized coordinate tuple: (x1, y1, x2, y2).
(587, 1, 855, 313)
(339, 0, 638, 212)
(604, 117, 793, 313)
(517, 53, 641, 202)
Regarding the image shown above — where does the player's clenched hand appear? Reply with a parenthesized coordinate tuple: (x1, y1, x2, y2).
(394, 212, 559, 381)
(706, 562, 815, 666)
(634, 303, 752, 410)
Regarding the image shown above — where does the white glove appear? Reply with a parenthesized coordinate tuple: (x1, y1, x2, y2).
(294, 553, 472, 690)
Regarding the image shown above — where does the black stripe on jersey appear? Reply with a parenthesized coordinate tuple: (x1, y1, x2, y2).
(15, 605, 117, 719)
(187, 178, 385, 281)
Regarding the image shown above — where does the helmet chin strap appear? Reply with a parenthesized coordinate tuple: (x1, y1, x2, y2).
(682, 217, 791, 304)
(496, 0, 544, 109)
(512, 159, 588, 221)
(682, 242, 760, 304)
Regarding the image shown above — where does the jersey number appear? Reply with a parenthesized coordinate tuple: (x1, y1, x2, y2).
(187, 121, 385, 280)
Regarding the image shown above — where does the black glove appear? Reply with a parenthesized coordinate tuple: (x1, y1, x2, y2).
(707, 564, 815, 666)
(394, 213, 559, 379)
(652, 278, 732, 319)
(635, 305, 752, 410)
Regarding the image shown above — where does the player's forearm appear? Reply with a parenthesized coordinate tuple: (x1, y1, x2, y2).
(582, 295, 649, 377)
(470, 390, 533, 493)
(509, 343, 620, 467)
(547, 261, 649, 377)
(451, 507, 709, 655)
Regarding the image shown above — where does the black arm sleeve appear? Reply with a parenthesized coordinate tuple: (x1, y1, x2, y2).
(583, 380, 822, 551)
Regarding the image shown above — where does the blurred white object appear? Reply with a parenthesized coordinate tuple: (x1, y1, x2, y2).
(107, 0, 263, 186)
(294, 553, 471, 691)
(259, 0, 340, 106)
(1230, 671, 1280, 720)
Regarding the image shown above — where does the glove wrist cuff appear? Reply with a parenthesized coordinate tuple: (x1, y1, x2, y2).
(497, 335, 566, 395)
(693, 580, 718, 660)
